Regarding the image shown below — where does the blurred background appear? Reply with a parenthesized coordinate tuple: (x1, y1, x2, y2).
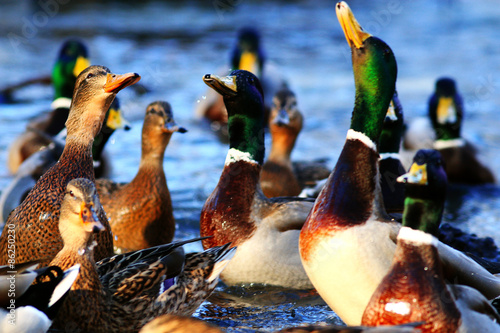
(1, 0, 500, 331)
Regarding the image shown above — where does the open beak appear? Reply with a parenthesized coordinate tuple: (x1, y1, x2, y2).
(336, 1, 372, 49)
(73, 56, 90, 78)
(104, 72, 141, 93)
(80, 203, 104, 233)
(397, 163, 428, 185)
(106, 107, 131, 131)
(203, 74, 238, 97)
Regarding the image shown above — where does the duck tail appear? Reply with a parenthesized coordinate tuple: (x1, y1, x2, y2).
(205, 243, 236, 283)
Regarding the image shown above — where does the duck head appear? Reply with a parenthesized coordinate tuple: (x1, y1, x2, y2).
(65, 66, 140, 142)
(231, 27, 264, 77)
(203, 70, 265, 164)
(59, 178, 104, 251)
(269, 86, 303, 158)
(337, 1, 398, 144)
(141, 101, 187, 160)
(52, 40, 90, 100)
(397, 149, 447, 236)
(428, 77, 463, 140)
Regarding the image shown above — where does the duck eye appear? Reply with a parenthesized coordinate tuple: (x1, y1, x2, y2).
(86, 73, 94, 79)
(67, 190, 75, 198)
(248, 77, 255, 85)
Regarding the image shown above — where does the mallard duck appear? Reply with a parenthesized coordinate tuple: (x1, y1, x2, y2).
(0, 65, 140, 267)
(194, 27, 286, 141)
(299, 2, 500, 325)
(379, 91, 406, 214)
(95, 101, 187, 253)
(200, 70, 315, 289)
(428, 77, 495, 184)
(49, 178, 234, 332)
(260, 86, 303, 197)
(362, 227, 500, 332)
(261, 86, 330, 198)
(0, 262, 80, 333)
(140, 314, 223, 333)
(0, 98, 130, 226)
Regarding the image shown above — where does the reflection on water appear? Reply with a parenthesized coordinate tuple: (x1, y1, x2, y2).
(1, 0, 500, 331)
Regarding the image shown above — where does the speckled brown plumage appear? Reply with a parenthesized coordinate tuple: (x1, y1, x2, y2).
(50, 178, 234, 333)
(0, 66, 140, 267)
(96, 101, 185, 253)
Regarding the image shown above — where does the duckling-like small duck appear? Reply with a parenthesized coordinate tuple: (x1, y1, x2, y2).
(299, 3, 500, 325)
(362, 227, 500, 332)
(95, 101, 187, 253)
(0, 262, 80, 333)
(429, 77, 495, 184)
(0, 65, 140, 267)
(49, 178, 235, 332)
(195, 27, 286, 141)
(260, 86, 303, 197)
(200, 70, 315, 289)
(379, 91, 406, 214)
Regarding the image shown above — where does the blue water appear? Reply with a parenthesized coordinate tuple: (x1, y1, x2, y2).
(1, 0, 500, 331)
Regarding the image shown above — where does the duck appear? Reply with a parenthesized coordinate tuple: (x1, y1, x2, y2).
(95, 101, 187, 253)
(0, 65, 141, 268)
(260, 86, 303, 197)
(299, 2, 500, 325)
(200, 70, 315, 289)
(0, 97, 130, 226)
(379, 91, 406, 214)
(49, 178, 235, 332)
(428, 77, 495, 184)
(361, 227, 500, 332)
(261, 86, 330, 198)
(7, 40, 90, 175)
(0, 262, 80, 333)
(140, 314, 223, 333)
(194, 26, 286, 141)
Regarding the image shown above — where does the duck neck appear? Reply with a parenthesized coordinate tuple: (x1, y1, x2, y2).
(314, 130, 385, 228)
(227, 112, 265, 165)
(139, 132, 170, 168)
(268, 126, 298, 163)
(91, 125, 115, 162)
(402, 196, 444, 237)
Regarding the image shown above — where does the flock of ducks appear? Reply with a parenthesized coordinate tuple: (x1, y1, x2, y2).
(1, 1, 499, 332)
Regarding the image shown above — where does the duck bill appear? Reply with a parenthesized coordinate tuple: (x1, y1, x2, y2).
(163, 120, 187, 134)
(273, 108, 290, 126)
(436, 97, 456, 124)
(106, 107, 131, 130)
(80, 203, 104, 233)
(104, 72, 141, 93)
(203, 74, 238, 97)
(336, 1, 372, 49)
(385, 100, 398, 121)
(397, 163, 428, 185)
(73, 56, 91, 78)
(239, 51, 259, 75)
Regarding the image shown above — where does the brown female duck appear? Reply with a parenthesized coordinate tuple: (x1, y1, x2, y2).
(50, 178, 234, 333)
(260, 86, 303, 197)
(95, 101, 187, 253)
(0, 65, 140, 267)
